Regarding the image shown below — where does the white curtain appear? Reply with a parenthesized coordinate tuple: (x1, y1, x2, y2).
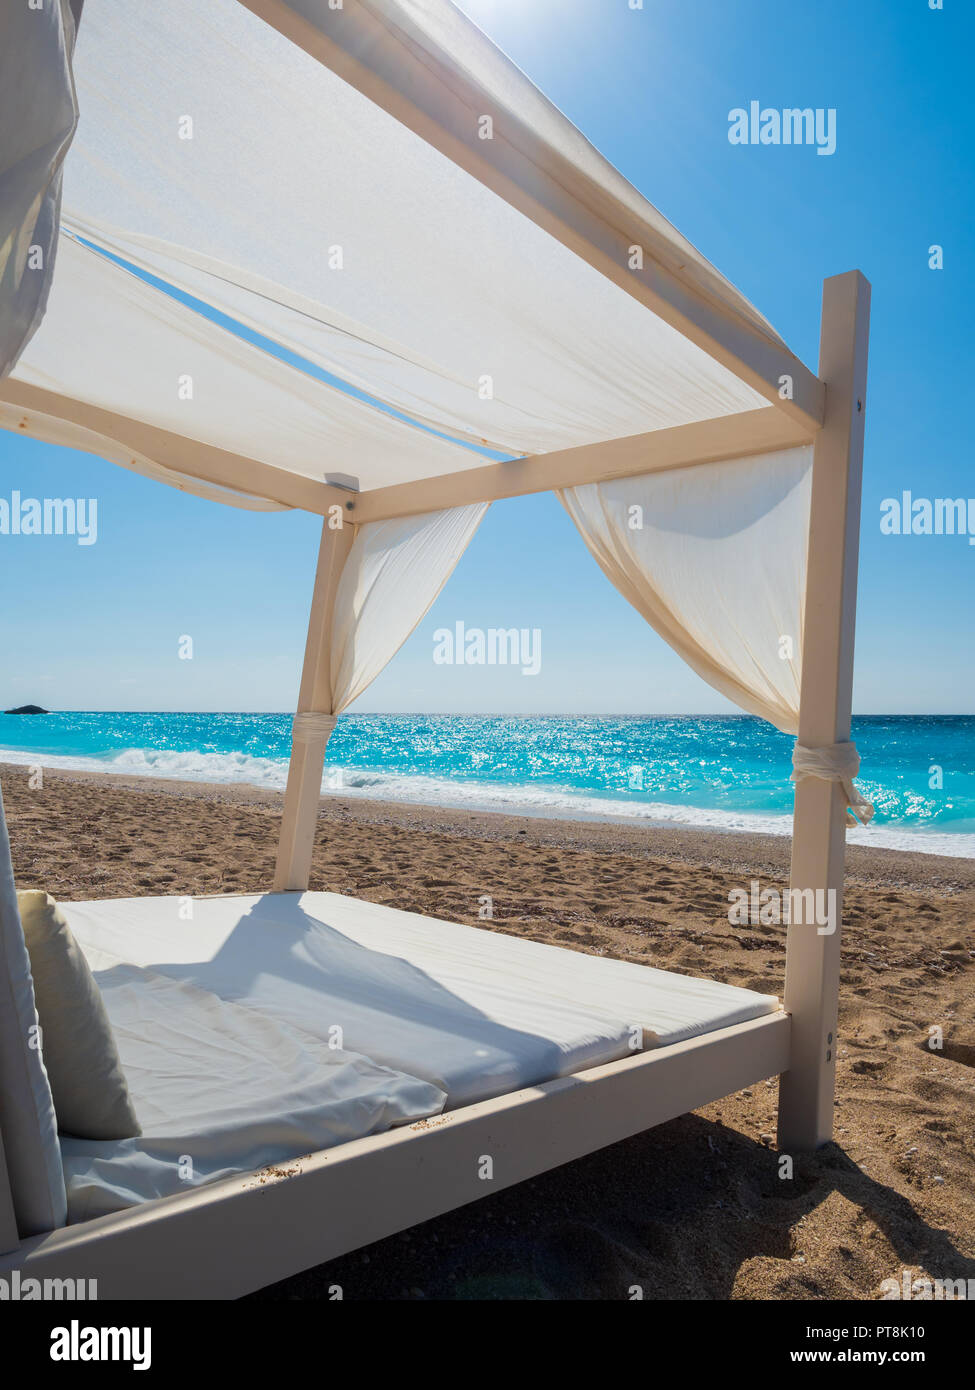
(559, 448, 813, 734)
(0, 0, 79, 377)
(0, 783, 67, 1235)
(330, 503, 489, 713)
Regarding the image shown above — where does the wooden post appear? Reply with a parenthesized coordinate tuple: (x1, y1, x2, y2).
(273, 517, 355, 891)
(777, 271, 870, 1151)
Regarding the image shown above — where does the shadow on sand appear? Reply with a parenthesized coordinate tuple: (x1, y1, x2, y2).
(249, 1112, 975, 1301)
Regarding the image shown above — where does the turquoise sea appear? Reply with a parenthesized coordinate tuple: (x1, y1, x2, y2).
(0, 712, 972, 858)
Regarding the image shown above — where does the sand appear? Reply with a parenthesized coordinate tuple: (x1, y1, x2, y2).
(3, 760, 973, 1301)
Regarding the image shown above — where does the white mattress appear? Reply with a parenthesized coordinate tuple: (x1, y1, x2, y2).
(59, 963, 446, 1221)
(64, 891, 778, 1099)
(60, 891, 778, 1218)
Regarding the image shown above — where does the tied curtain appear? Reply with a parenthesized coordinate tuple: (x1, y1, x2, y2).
(0, 0, 79, 378)
(0, 784, 67, 1235)
(311, 449, 810, 738)
(0, 0, 79, 1231)
(559, 447, 814, 735)
(329, 502, 489, 717)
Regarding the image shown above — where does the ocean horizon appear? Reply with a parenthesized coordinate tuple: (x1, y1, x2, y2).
(1, 711, 972, 859)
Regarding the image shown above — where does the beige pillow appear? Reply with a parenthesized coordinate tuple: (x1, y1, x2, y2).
(17, 891, 140, 1140)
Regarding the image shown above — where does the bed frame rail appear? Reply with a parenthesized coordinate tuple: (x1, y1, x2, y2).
(0, 1011, 789, 1299)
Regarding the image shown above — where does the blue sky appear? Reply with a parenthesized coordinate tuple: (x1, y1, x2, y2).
(1, 0, 971, 715)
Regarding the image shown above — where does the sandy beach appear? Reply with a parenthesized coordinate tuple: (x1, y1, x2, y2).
(3, 760, 973, 1301)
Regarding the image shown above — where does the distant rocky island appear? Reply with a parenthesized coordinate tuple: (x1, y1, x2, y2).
(3, 704, 49, 715)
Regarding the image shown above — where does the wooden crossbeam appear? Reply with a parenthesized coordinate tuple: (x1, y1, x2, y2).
(349, 407, 814, 523)
(0, 378, 814, 524)
(0, 379, 347, 515)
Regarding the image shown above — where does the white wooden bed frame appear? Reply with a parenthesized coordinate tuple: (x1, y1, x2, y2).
(0, 1012, 790, 1298)
(0, 0, 869, 1298)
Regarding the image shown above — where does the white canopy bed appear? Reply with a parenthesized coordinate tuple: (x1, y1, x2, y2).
(0, 0, 869, 1298)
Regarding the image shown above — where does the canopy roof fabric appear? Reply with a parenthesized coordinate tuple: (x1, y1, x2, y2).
(15, 234, 481, 493)
(0, 0, 78, 379)
(2, 0, 816, 507)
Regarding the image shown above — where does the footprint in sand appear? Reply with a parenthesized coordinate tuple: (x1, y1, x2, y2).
(849, 1058, 885, 1075)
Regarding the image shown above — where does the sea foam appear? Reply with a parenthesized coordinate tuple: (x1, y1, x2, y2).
(1, 742, 971, 859)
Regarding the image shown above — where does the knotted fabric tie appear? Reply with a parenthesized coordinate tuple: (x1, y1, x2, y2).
(791, 741, 874, 828)
(291, 711, 338, 742)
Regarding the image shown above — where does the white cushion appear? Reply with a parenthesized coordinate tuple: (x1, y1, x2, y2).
(60, 964, 446, 1220)
(18, 891, 140, 1140)
(0, 786, 66, 1234)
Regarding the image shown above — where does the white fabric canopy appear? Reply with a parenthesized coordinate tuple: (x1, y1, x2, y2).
(14, 235, 482, 492)
(0, 0, 78, 378)
(2, 0, 778, 499)
(0, 2, 822, 743)
(560, 448, 813, 734)
(332, 503, 488, 714)
(261, 0, 783, 347)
